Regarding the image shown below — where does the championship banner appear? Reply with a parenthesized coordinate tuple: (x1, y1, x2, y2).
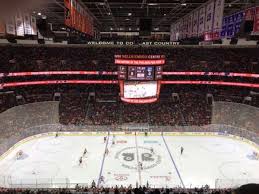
(64, 0, 71, 27)
(245, 7, 255, 21)
(71, 0, 77, 28)
(183, 17, 188, 38)
(82, 10, 86, 34)
(220, 16, 228, 38)
(178, 19, 183, 39)
(31, 16, 37, 35)
(187, 14, 193, 37)
(0, 20, 5, 35)
(23, 12, 32, 35)
(175, 22, 180, 41)
(213, 0, 225, 32)
(253, 7, 259, 33)
(77, 3, 82, 31)
(198, 6, 205, 36)
(170, 24, 175, 41)
(205, 0, 214, 33)
(192, 9, 199, 37)
(80, 6, 84, 33)
(15, 11, 25, 36)
(221, 11, 244, 38)
(6, 17, 16, 35)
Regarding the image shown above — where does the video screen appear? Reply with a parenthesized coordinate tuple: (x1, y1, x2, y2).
(128, 66, 154, 80)
(124, 81, 157, 99)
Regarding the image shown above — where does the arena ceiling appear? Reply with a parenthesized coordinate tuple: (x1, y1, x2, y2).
(39, 0, 256, 32)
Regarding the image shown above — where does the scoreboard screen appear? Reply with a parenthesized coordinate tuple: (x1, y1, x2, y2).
(128, 66, 154, 81)
(124, 81, 157, 99)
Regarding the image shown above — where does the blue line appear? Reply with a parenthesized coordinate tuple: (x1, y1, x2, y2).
(135, 134, 142, 186)
(162, 135, 185, 188)
(97, 130, 110, 187)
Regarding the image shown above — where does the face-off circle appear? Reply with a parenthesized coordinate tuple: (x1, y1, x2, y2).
(115, 146, 161, 170)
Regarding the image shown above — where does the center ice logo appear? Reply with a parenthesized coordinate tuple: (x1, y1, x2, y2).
(115, 146, 161, 170)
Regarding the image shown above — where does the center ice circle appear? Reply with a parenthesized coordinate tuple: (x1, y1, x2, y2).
(115, 146, 161, 170)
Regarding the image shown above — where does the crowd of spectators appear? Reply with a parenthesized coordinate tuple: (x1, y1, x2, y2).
(0, 45, 258, 74)
(0, 186, 234, 194)
(0, 85, 258, 127)
(0, 44, 258, 127)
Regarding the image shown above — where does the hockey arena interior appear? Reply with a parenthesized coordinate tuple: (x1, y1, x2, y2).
(1, 0, 259, 194)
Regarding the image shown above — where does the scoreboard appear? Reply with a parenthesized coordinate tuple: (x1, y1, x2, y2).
(118, 66, 162, 81)
(128, 66, 154, 80)
(115, 55, 165, 103)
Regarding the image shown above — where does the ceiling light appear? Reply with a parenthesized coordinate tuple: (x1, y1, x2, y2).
(128, 13, 132, 16)
(148, 3, 158, 6)
(37, 12, 42, 16)
(181, 3, 187, 6)
(125, 18, 130, 21)
(107, 12, 111, 15)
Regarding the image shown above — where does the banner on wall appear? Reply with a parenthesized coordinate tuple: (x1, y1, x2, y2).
(221, 11, 244, 38)
(23, 12, 32, 35)
(71, 0, 76, 28)
(15, 11, 25, 36)
(253, 6, 259, 33)
(245, 7, 255, 21)
(205, 0, 215, 33)
(170, 24, 175, 41)
(178, 19, 182, 39)
(6, 17, 16, 35)
(198, 6, 206, 35)
(64, 0, 71, 26)
(0, 20, 5, 35)
(187, 14, 193, 37)
(213, 0, 225, 33)
(192, 10, 199, 37)
(31, 16, 37, 35)
(183, 16, 188, 38)
(64, 0, 93, 36)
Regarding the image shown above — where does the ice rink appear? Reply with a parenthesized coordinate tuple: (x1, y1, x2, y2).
(0, 132, 259, 189)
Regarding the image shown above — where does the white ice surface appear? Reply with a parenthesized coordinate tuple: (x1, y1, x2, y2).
(0, 134, 259, 188)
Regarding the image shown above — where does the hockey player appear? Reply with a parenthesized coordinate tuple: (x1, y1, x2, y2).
(79, 157, 83, 165)
(99, 175, 105, 184)
(150, 147, 154, 154)
(104, 136, 107, 143)
(112, 140, 115, 145)
(139, 162, 143, 170)
(55, 132, 58, 138)
(180, 146, 184, 155)
(83, 148, 87, 156)
(105, 148, 109, 155)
